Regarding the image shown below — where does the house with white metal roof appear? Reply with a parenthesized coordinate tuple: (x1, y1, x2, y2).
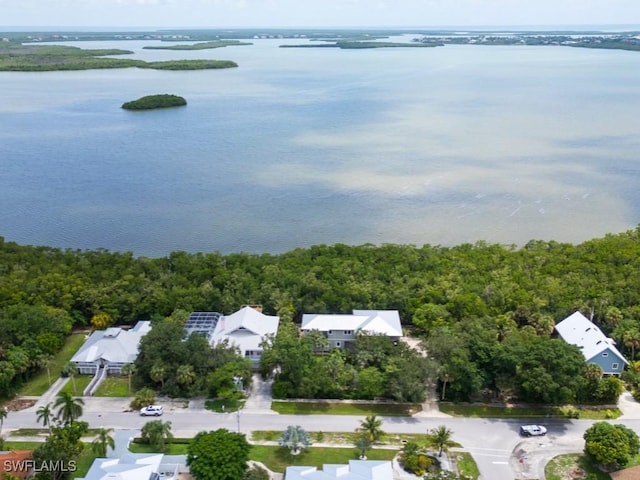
(77, 452, 186, 480)
(209, 306, 280, 367)
(286, 460, 392, 480)
(555, 311, 628, 375)
(301, 310, 403, 350)
(70, 321, 152, 375)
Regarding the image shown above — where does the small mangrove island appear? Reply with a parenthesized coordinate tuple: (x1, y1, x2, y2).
(142, 40, 252, 50)
(0, 43, 238, 71)
(121, 94, 187, 111)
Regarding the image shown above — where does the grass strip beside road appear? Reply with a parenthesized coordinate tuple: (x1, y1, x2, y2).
(545, 453, 611, 480)
(454, 451, 481, 480)
(129, 442, 397, 471)
(251, 431, 460, 449)
(440, 403, 620, 420)
(249, 445, 397, 473)
(205, 398, 245, 413)
(271, 401, 420, 416)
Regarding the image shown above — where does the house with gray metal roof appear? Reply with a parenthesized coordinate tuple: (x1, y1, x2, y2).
(70, 321, 152, 375)
(555, 311, 628, 375)
(301, 310, 403, 350)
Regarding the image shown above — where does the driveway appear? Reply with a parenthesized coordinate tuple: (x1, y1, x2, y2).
(618, 390, 640, 419)
(243, 374, 277, 414)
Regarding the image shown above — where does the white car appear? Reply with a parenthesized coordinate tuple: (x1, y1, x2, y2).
(520, 425, 547, 436)
(140, 405, 163, 416)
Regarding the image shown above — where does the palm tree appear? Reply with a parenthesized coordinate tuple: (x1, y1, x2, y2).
(91, 427, 115, 457)
(623, 329, 640, 361)
(278, 425, 312, 455)
(584, 363, 603, 381)
(175, 364, 196, 388)
(53, 391, 84, 425)
(62, 362, 78, 395)
(141, 420, 173, 451)
(439, 367, 453, 401)
(36, 354, 54, 386)
(358, 415, 384, 443)
(121, 363, 136, 396)
(0, 407, 7, 437)
(36, 403, 54, 432)
(150, 363, 166, 390)
(430, 425, 454, 456)
(354, 433, 372, 459)
(132, 387, 156, 410)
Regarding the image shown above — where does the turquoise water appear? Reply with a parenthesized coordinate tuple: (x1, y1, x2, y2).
(1, 39, 639, 256)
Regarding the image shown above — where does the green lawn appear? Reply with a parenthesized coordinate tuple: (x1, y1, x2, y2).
(19, 333, 87, 396)
(4, 441, 43, 450)
(205, 398, 245, 413)
(454, 451, 481, 480)
(545, 453, 611, 480)
(251, 431, 458, 449)
(129, 441, 189, 454)
(8, 428, 49, 436)
(93, 376, 130, 397)
(75, 449, 100, 478)
(440, 404, 621, 420)
(59, 375, 93, 396)
(249, 445, 397, 473)
(271, 401, 420, 416)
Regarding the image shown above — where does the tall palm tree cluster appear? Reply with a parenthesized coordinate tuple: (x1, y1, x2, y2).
(35, 390, 116, 459)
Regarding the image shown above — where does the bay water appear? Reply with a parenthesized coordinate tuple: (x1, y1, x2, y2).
(1, 38, 639, 256)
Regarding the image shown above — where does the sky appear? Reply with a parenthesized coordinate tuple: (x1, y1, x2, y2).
(1, 0, 640, 29)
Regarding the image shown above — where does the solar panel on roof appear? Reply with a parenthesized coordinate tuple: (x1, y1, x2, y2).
(184, 312, 221, 340)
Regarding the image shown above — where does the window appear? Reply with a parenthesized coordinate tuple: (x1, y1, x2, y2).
(602, 352, 609, 357)
(344, 330, 353, 335)
(336, 342, 341, 347)
(612, 363, 619, 370)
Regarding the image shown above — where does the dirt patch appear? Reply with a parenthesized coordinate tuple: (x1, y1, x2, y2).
(4, 398, 37, 411)
(565, 466, 586, 479)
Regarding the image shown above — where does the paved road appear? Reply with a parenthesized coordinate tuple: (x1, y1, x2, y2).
(7, 403, 640, 480)
(8, 384, 640, 480)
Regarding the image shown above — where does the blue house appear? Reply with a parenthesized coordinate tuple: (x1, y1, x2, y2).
(555, 311, 628, 375)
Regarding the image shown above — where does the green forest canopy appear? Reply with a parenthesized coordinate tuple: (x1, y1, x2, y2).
(2, 228, 640, 403)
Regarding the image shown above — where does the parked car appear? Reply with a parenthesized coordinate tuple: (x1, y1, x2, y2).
(519, 425, 547, 436)
(140, 405, 163, 416)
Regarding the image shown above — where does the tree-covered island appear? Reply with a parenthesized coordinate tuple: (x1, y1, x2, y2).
(0, 43, 238, 71)
(122, 94, 187, 111)
(142, 40, 252, 50)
